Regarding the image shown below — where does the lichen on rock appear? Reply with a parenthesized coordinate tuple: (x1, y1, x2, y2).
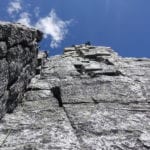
(0, 23, 150, 149)
(0, 21, 43, 119)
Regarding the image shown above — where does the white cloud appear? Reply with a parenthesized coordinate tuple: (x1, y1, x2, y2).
(34, 7, 40, 17)
(35, 9, 71, 48)
(7, 0, 22, 15)
(17, 12, 31, 27)
(9, 6, 72, 48)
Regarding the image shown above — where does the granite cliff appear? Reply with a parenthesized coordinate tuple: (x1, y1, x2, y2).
(0, 22, 42, 119)
(0, 22, 150, 150)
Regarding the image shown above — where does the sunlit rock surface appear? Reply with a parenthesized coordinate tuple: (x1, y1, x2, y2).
(0, 40, 150, 149)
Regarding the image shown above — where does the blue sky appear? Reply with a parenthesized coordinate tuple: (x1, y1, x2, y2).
(0, 0, 150, 57)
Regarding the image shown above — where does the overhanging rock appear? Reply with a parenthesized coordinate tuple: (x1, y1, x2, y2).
(0, 21, 43, 119)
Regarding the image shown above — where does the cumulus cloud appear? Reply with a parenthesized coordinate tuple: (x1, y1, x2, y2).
(35, 9, 71, 48)
(7, 0, 22, 15)
(7, 3, 72, 49)
(17, 12, 31, 27)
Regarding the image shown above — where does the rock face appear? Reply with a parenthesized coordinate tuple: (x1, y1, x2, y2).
(0, 42, 150, 150)
(0, 22, 42, 119)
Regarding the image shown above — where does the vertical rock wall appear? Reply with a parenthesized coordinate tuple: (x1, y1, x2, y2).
(0, 22, 43, 119)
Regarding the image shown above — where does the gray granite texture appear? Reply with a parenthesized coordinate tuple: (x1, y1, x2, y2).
(0, 22, 42, 119)
(0, 36, 150, 149)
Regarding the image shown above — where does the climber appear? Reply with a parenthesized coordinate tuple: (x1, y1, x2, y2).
(44, 50, 48, 59)
(85, 41, 91, 46)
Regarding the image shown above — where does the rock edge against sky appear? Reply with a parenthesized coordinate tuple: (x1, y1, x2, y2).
(0, 22, 150, 149)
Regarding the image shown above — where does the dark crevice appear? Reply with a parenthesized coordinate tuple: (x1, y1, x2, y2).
(135, 59, 144, 62)
(101, 70, 123, 76)
(92, 98, 123, 105)
(6, 100, 18, 113)
(89, 70, 123, 78)
(0, 94, 4, 99)
(51, 86, 63, 107)
(37, 59, 42, 66)
(6, 92, 18, 114)
(74, 64, 84, 74)
(26, 87, 43, 91)
(103, 59, 114, 65)
(7, 77, 18, 89)
(97, 58, 114, 65)
(5, 52, 19, 113)
(92, 98, 99, 104)
(84, 55, 97, 60)
(92, 98, 146, 105)
(84, 54, 111, 60)
(0, 56, 6, 59)
(35, 68, 41, 75)
(63, 107, 84, 149)
(63, 102, 94, 105)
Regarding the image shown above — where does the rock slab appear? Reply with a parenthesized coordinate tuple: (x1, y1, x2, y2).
(0, 38, 150, 149)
